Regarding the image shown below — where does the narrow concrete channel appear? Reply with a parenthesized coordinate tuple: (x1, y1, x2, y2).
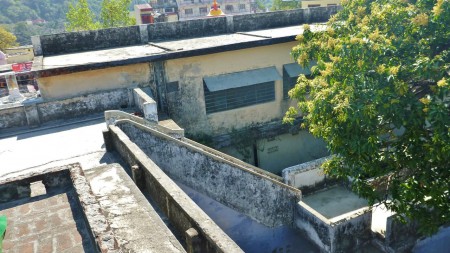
(176, 181, 320, 253)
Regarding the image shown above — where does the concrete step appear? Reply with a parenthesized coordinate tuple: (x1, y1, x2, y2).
(84, 163, 186, 253)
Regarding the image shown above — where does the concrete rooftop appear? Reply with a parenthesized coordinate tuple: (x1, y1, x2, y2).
(36, 24, 326, 77)
(302, 185, 369, 219)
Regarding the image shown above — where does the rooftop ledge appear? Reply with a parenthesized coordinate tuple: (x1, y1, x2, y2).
(33, 24, 326, 78)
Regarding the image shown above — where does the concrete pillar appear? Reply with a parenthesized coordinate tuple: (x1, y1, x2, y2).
(3, 72, 23, 102)
(139, 25, 149, 44)
(23, 103, 40, 127)
(226, 16, 234, 33)
(185, 228, 201, 253)
(31, 36, 42, 56)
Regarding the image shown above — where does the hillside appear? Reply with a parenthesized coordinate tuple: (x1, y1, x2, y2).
(0, 0, 104, 24)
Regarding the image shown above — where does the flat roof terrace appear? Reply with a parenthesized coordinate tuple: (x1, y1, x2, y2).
(302, 185, 369, 219)
(35, 24, 326, 78)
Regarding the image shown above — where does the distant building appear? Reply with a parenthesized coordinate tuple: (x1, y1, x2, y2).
(4, 45, 34, 64)
(177, 0, 251, 21)
(149, 0, 180, 22)
(134, 3, 156, 24)
(301, 0, 340, 8)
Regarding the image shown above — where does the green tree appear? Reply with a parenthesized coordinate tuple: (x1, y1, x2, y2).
(271, 0, 299, 11)
(66, 0, 100, 31)
(285, 0, 449, 234)
(0, 26, 17, 51)
(100, 0, 135, 28)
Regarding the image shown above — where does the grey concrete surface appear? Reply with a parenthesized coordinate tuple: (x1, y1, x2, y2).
(85, 163, 186, 253)
(0, 118, 107, 180)
(302, 185, 368, 219)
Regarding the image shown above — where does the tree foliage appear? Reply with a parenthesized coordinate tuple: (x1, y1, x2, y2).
(66, 0, 100, 31)
(100, 0, 135, 28)
(285, 0, 449, 234)
(271, 0, 300, 11)
(0, 26, 17, 51)
(66, 0, 135, 31)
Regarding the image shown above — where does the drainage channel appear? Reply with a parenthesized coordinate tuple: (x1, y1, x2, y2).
(175, 181, 320, 253)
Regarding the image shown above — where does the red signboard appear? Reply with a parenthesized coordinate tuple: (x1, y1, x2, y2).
(12, 62, 32, 72)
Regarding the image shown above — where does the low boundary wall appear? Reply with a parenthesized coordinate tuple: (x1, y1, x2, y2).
(105, 124, 243, 252)
(295, 201, 372, 253)
(33, 7, 340, 56)
(114, 119, 301, 227)
(282, 156, 330, 190)
(0, 88, 132, 131)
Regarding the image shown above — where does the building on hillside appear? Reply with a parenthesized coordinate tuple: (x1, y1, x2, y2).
(177, 0, 251, 21)
(301, 0, 340, 8)
(133, 3, 156, 24)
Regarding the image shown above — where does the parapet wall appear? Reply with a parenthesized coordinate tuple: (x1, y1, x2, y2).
(0, 88, 131, 131)
(33, 7, 340, 56)
(115, 120, 301, 227)
(106, 123, 243, 252)
(38, 26, 141, 56)
(295, 201, 372, 253)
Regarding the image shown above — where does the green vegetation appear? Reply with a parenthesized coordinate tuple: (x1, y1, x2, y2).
(100, 0, 135, 28)
(66, 0, 100, 31)
(285, 0, 449, 234)
(0, 26, 17, 51)
(66, 0, 136, 31)
(271, 0, 300, 11)
(0, 0, 104, 45)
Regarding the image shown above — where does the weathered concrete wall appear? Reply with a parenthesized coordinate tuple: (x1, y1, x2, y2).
(105, 110, 184, 139)
(116, 120, 301, 227)
(0, 104, 27, 129)
(0, 88, 132, 131)
(133, 87, 158, 122)
(384, 215, 419, 253)
(295, 201, 372, 253)
(37, 63, 150, 99)
(232, 7, 338, 32)
(282, 156, 330, 189)
(34, 7, 339, 56)
(164, 42, 299, 136)
(106, 123, 243, 252)
(38, 89, 131, 122)
(147, 18, 227, 41)
(39, 26, 141, 56)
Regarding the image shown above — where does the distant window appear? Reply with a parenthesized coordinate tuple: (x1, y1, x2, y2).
(225, 5, 234, 12)
(308, 4, 321, 7)
(185, 8, 193, 15)
(239, 4, 246, 10)
(165, 7, 175, 13)
(200, 7, 207, 14)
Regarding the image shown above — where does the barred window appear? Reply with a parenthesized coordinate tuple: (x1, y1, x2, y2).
(203, 67, 280, 114)
(204, 82, 275, 114)
(185, 8, 193, 15)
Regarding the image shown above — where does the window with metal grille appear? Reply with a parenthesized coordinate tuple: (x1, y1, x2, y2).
(185, 8, 193, 15)
(204, 81, 275, 114)
(225, 5, 234, 11)
(239, 4, 246, 10)
(199, 7, 207, 14)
